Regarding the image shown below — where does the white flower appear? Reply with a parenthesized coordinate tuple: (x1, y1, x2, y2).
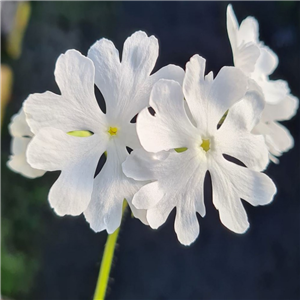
(7, 107, 46, 178)
(226, 4, 298, 161)
(24, 31, 184, 234)
(123, 55, 277, 245)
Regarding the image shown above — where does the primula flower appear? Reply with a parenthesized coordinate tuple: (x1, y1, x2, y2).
(123, 55, 277, 245)
(24, 31, 184, 233)
(226, 4, 298, 162)
(7, 108, 45, 178)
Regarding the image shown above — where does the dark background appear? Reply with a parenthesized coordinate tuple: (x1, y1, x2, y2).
(1, 2, 300, 300)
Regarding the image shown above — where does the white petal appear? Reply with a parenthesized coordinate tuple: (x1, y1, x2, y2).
(234, 42, 260, 75)
(122, 31, 158, 79)
(147, 199, 175, 229)
(205, 71, 214, 83)
(258, 118, 295, 159)
(123, 148, 170, 216)
(122, 148, 171, 181)
(256, 78, 290, 105)
(238, 17, 259, 44)
(123, 148, 173, 214)
(206, 66, 248, 133)
(8, 108, 33, 138)
(269, 154, 279, 164)
(84, 142, 147, 233)
(241, 79, 265, 130)
(137, 79, 198, 152)
(174, 206, 199, 246)
(227, 6, 261, 75)
(87, 38, 121, 117)
(183, 55, 209, 130)
(254, 45, 278, 76)
(216, 86, 269, 171)
(149, 64, 185, 87)
(127, 149, 207, 241)
(219, 157, 276, 206)
(27, 127, 105, 216)
(214, 192, 248, 234)
(262, 94, 299, 122)
(209, 154, 276, 233)
(132, 182, 164, 209)
(183, 55, 248, 134)
(7, 137, 45, 178)
(209, 155, 249, 234)
(226, 4, 239, 53)
(132, 149, 207, 216)
(127, 201, 148, 226)
(132, 64, 185, 117)
(54, 50, 98, 108)
(121, 31, 159, 119)
(224, 79, 265, 131)
(227, 6, 275, 77)
(264, 121, 294, 157)
(216, 128, 269, 172)
(117, 123, 141, 150)
(184, 99, 197, 127)
(7, 108, 45, 178)
(89, 31, 160, 122)
(24, 50, 105, 134)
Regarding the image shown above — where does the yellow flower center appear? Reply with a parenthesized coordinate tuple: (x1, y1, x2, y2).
(200, 139, 210, 152)
(108, 127, 118, 136)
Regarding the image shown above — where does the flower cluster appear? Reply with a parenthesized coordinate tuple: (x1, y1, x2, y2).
(8, 5, 298, 245)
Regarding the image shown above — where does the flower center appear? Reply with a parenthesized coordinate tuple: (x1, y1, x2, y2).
(108, 127, 118, 136)
(200, 139, 210, 152)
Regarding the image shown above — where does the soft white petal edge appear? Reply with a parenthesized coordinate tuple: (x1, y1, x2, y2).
(88, 31, 160, 122)
(84, 143, 148, 234)
(209, 154, 276, 234)
(216, 83, 269, 172)
(27, 127, 104, 216)
(124, 148, 206, 246)
(183, 54, 248, 133)
(8, 107, 33, 138)
(24, 49, 105, 135)
(7, 137, 46, 178)
(137, 79, 198, 152)
(226, 5, 260, 75)
(265, 121, 295, 157)
(262, 94, 299, 123)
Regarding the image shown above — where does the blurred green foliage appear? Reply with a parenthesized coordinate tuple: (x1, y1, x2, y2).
(1, 154, 50, 298)
(1, 2, 41, 297)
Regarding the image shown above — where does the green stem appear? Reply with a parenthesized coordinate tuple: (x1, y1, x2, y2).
(93, 202, 127, 300)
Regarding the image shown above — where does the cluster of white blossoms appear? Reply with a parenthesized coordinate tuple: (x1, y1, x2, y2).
(8, 5, 298, 245)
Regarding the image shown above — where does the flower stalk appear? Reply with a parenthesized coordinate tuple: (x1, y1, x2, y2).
(93, 201, 127, 300)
